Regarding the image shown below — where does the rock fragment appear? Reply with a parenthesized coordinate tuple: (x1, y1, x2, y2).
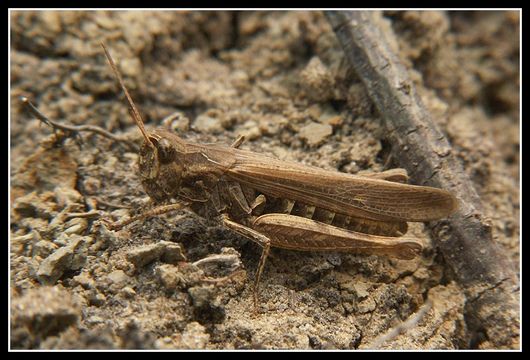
(179, 322, 210, 349)
(193, 113, 223, 134)
(11, 286, 80, 340)
(126, 241, 186, 268)
(299, 57, 335, 101)
(36, 235, 89, 285)
(299, 122, 333, 146)
(155, 264, 181, 290)
(126, 243, 162, 268)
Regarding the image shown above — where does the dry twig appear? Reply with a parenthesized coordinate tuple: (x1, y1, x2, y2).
(325, 11, 519, 348)
(20, 96, 138, 152)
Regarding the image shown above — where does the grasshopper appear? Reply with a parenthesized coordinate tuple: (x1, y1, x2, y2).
(101, 44, 458, 310)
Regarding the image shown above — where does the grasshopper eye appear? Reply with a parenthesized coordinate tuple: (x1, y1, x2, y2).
(157, 138, 176, 163)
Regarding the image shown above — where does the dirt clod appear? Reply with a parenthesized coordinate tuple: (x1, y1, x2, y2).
(11, 286, 80, 347)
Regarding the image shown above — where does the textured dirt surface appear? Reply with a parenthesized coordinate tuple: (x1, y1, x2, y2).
(10, 11, 519, 350)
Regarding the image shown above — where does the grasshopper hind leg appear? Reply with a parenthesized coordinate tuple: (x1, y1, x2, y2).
(221, 215, 271, 313)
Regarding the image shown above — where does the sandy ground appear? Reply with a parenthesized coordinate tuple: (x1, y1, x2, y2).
(10, 11, 519, 350)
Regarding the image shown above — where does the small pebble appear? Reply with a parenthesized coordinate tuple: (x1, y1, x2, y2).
(37, 235, 88, 285)
(180, 322, 210, 349)
(155, 264, 181, 290)
(194, 113, 223, 134)
(11, 286, 79, 338)
(299, 122, 333, 146)
(107, 270, 130, 288)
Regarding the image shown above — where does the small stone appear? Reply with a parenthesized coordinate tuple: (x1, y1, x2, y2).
(357, 297, 376, 314)
(13, 191, 57, 220)
(177, 263, 204, 288)
(155, 264, 181, 290)
(126, 242, 186, 268)
(194, 113, 223, 134)
(155, 336, 175, 349)
(299, 57, 335, 101)
(32, 240, 58, 258)
(88, 291, 106, 307)
(306, 104, 322, 120)
(52, 232, 70, 247)
(325, 115, 344, 127)
(72, 272, 95, 290)
(192, 247, 242, 277)
(299, 122, 333, 146)
(162, 111, 190, 133)
(158, 241, 186, 264)
(326, 253, 342, 267)
(188, 285, 215, 308)
(120, 57, 142, 78)
(54, 186, 83, 208)
(258, 114, 285, 136)
(180, 322, 210, 349)
(107, 270, 130, 288)
(82, 177, 101, 195)
(12, 232, 39, 255)
(231, 70, 250, 91)
(69, 236, 90, 270)
(85, 316, 106, 326)
(37, 235, 88, 285)
(343, 302, 354, 314)
(126, 243, 164, 268)
(353, 282, 370, 299)
(120, 286, 136, 298)
(40, 11, 62, 33)
(63, 217, 88, 235)
(90, 222, 117, 252)
(413, 267, 430, 280)
(11, 286, 79, 338)
(238, 120, 262, 141)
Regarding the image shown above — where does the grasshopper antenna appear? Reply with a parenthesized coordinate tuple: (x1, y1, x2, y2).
(101, 43, 154, 149)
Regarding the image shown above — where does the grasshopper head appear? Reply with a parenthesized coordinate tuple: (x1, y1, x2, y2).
(102, 44, 186, 202)
(138, 131, 187, 202)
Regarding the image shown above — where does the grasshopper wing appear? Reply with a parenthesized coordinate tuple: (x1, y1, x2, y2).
(226, 149, 458, 222)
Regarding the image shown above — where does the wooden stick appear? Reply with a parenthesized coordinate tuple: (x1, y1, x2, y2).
(325, 11, 519, 348)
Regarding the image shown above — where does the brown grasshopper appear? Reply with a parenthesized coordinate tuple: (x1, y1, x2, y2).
(101, 44, 458, 309)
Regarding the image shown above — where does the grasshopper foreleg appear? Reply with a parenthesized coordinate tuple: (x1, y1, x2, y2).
(103, 203, 187, 231)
